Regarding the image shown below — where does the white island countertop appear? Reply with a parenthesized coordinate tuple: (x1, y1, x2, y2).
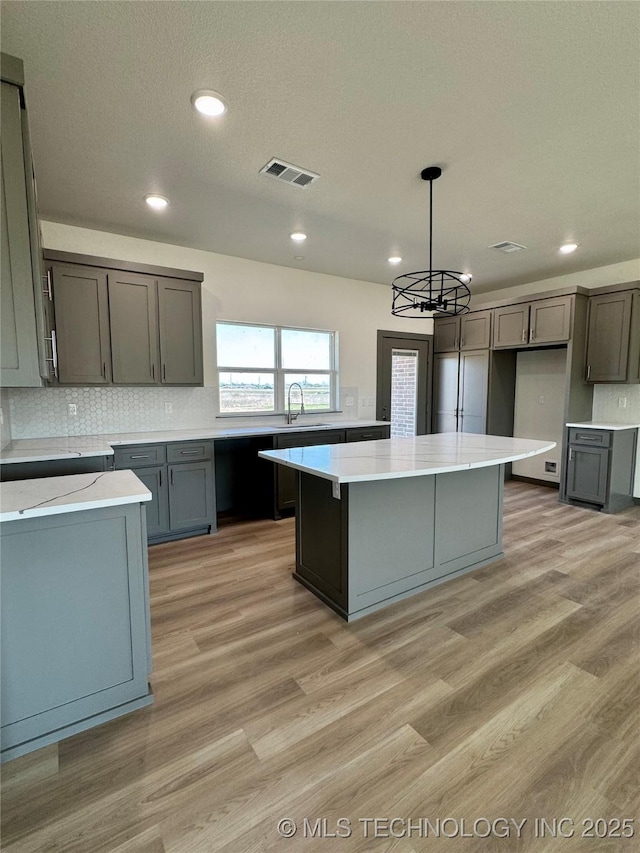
(0, 469, 151, 522)
(566, 420, 640, 431)
(0, 421, 388, 465)
(259, 433, 556, 485)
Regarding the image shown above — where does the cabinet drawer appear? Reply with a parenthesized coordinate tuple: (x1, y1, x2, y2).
(568, 428, 611, 448)
(114, 444, 166, 468)
(166, 441, 213, 463)
(276, 429, 345, 449)
(346, 427, 390, 442)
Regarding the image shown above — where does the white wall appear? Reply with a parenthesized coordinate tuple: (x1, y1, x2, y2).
(7, 221, 432, 438)
(512, 348, 567, 483)
(471, 258, 640, 307)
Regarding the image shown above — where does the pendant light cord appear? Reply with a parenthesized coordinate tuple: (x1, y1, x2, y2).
(429, 176, 433, 276)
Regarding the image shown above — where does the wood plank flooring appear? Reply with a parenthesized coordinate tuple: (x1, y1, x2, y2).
(2, 482, 639, 852)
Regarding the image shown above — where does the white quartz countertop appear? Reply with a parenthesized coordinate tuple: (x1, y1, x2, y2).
(259, 433, 556, 485)
(0, 469, 152, 522)
(566, 421, 640, 431)
(0, 420, 387, 464)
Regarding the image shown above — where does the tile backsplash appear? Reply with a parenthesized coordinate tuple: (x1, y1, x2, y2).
(8, 387, 218, 438)
(592, 385, 640, 422)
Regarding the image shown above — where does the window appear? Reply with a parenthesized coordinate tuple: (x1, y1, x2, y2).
(216, 322, 337, 414)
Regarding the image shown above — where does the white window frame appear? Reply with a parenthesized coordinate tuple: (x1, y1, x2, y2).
(216, 321, 339, 415)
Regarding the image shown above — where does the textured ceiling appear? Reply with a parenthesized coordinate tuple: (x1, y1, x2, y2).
(2, 1, 639, 293)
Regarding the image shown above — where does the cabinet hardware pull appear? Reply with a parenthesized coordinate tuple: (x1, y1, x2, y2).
(530, 328, 535, 342)
(576, 434, 599, 441)
(569, 448, 573, 461)
(180, 450, 200, 455)
(44, 330, 58, 378)
(159, 470, 162, 487)
(163, 364, 166, 381)
(102, 362, 106, 379)
(460, 339, 464, 348)
(42, 271, 53, 300)
(522, 329, 527, 342)
(130, 454, 151, 459)
(170, 469, 174, 486)
(152, 363, 155, 380)
(586, 364, 591, 380)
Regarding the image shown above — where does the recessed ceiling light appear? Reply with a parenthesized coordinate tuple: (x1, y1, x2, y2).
(459, 273, 472, 284)
(294, 256, 305, 261)
(388, 256, 402, 264)
(290, 232, 307, 242)
(144, 194, 169, 210)
(191, 90, 228, 117)
(559, 243, 579, 255)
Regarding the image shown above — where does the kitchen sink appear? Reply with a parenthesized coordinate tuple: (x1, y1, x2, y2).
(279, 422, 331, 428)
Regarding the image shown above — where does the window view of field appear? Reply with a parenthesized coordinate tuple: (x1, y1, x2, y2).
(219, 373, 330, 412)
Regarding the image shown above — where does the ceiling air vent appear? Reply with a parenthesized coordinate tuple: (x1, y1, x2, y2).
(259, 158, 320, 188)
(489, 241, 527, 253)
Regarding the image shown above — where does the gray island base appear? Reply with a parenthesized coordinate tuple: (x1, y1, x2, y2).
(259, 433, 554, 621)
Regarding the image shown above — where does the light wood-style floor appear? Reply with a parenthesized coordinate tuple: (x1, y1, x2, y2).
(2, 482, 639, 852)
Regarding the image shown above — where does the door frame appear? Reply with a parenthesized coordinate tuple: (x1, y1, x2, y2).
(376, 330, 433, 435)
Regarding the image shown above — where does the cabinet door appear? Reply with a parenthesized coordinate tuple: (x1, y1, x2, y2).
(276, 430, 344, 512)
(133, 465, 169, 538)
(460, 310, 492, 350)
(529, 296, 572, 344)
(566, 446, 608, 504)
(458, 350, 488, 434)
(52, 264, 111, 384)
(0, 82, 41, 387)
(433, 316, 460, 352)
(168, 461, 215, 531)
(158, 279, 203, 385)
(432, 352, 459, 433)
(108, 272, 159, 384)
(585, 292, 633, 382)
(493, 305, 529, 348)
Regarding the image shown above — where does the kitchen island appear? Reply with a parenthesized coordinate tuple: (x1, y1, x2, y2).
(0, 470, 153, 761)
(259, 433, 554, 620)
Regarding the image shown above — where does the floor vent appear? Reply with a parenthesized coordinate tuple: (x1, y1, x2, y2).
(259, 158, 320, 188)
(489, 241, 527, 253)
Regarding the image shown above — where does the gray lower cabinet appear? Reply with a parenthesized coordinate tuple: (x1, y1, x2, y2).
(133, 465, 169, 537)
(1, 502, 152, 761)
(168, 461, 215, 531)
(584, 290, 640, 383)
(345, 426, 390, 442)
(275, 429, 345, 513)
(0, 68, 44, 387)
(114, 440, 215, 542)
(564, 427, 637, 513)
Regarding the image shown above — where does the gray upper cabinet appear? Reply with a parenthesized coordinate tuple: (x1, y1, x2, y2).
(433, 352, 459, 432)
(529, 296, 572, 344)
(433, 316, 459, 352)
(0, 71, 43, 387)
(52, 263, 111, 384)
(460, 310, 492, 350)
(434, 310, 491, 353)
(158, 279, 203, 385)
(584, 290, 640, 383)
(493, 296, 573, 348)
(45, 251, 204, 387)
(108, 271, 159, 385)
(493, 305, 529, 348)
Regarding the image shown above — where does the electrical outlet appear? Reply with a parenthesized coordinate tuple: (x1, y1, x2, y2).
(538, 395, 545, 405)
(345, 396, 355, 407)
(164, 402, 173, 414)
(67, 403, 78, 417)
(618, 396, 628, 408)
(365, 396, 375, 407)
